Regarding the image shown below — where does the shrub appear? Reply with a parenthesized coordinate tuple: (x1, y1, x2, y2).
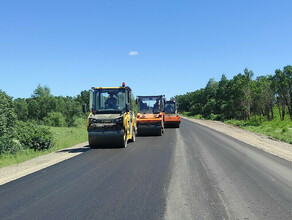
(0, 136, 22, 155)
(209, 114, 223, 121)
(17, 122, 54, 151)
(44, 112, 67, 127)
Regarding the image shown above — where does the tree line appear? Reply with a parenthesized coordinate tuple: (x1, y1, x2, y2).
(13, 85, 89, 126)
(0, 84, 89, 155)
(175, 65, 292, 122)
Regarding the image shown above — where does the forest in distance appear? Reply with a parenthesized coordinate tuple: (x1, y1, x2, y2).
(175, 65, 292, 122)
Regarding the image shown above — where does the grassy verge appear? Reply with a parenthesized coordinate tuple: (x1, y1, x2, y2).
(180, 112, 204, 119)
(181, 111, 292, 144)
(0, 126, 87, 169)
(225, 119, 292, 144)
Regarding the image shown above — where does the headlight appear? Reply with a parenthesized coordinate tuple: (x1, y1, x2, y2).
(115, 117, 123, 123)
(89, 118, 98, 123)
(89, 118, 102, 125)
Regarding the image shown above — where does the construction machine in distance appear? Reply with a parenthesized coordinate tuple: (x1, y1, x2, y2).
(86, 83, 136, 148)
(136, 95, 165, 136)
(164, 100, 181, 128)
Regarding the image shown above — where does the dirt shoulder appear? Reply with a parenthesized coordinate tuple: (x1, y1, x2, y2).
(0, 142, 89, 186)
(183, 117, 292, 162)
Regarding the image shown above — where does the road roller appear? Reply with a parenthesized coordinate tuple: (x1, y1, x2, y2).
(164, 100, 181, 128)
(136, 95, 165, 136)
(86, 83, 136, 148)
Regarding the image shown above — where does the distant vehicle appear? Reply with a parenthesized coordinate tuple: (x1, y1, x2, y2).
(86, 83, 136, 148)
(164, 100, 180, 128)
(136, 95, 165, 136)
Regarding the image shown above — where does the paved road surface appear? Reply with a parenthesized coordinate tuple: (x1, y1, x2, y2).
(0, 118, 291, 219)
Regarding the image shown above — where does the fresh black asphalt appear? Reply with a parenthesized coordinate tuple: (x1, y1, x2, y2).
(0, 118, 291, 219)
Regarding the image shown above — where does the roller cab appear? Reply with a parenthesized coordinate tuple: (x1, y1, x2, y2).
(136, 95, 165, 136)
(164, 100, 180, 128)
(87, 83, 136, 148)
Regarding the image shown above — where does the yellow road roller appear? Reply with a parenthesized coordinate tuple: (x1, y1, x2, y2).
(86, 83, 136, 148)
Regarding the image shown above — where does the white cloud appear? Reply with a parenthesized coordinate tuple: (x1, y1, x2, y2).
(128, 51, 138, 56)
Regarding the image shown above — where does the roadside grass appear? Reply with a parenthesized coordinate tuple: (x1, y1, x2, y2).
(0, 126, 87, 169)
(180, 112, 204, 119)
(225, 119, 292, 144)
(50, 126, 88, 150)
(181, 110, 292, 144)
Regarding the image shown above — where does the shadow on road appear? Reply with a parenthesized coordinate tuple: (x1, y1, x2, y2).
(57, 147, 90, 154)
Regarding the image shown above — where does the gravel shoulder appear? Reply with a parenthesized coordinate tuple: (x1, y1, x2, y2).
(183, 117, 292, 162)
(0, 142, 89, 186)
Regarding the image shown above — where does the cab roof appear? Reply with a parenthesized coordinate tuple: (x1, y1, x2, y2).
(137, 95, 165, 98)
(91, 86, 131, 91)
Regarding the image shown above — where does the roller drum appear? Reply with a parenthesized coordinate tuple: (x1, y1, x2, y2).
(88, 129, 125, 148)
(137, 124, 162, 136)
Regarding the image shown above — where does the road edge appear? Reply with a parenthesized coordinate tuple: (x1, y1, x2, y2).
(182, 117, 292, 163)
(0, 141, 89, 186)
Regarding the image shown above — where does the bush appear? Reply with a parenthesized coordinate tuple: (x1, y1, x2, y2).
(0, 136, 22, 155)
(208, 114, 223, 121)
(44, 112, 67, 127)
(190, 104, 202, 115)
(17, 122, 54, 151)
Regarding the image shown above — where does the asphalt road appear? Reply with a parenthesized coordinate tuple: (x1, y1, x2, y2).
(0, 118, 291, 219)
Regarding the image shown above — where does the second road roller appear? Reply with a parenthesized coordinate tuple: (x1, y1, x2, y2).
(136, 95, 165, 136)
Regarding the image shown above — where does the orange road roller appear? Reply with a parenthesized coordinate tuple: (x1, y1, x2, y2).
(136, 95, 165, 136)
(164, 100, 181, 128)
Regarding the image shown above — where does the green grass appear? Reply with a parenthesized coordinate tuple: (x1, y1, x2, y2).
(50, 126, 88, 149)
(0, 126, 88, 168)
(225, 119, 292, 144)
(225, 107, 292, 144)
(180, 112, 204, 119)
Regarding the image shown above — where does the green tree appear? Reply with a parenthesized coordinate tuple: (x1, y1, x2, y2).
(32, 84, 51, 98)
(13, 98, 29, 121)
(0, 90, 21, 154)
(215, 74, 229, 118)
(27, 84, 54, 121)
(283, 65, 292, 119)
(44, 112, 67, 127)
(130, 93, 138, 113)
(202, 78, 218, 117)
(204, 78, 218, 100)
(226, 74, 245, 119)
(251, 76, 274, 121)
(76, 90, 90, 112)
(189, 89, 205, 115)
(243, 68, 254, 120)
(0, 90, 17, 137)
(272, 66, 292, 120)
(63, 97, 82, 126)
(27, 98, 41, 121)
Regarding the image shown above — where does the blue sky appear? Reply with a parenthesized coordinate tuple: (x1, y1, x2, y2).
(0, 0, 291, 100)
